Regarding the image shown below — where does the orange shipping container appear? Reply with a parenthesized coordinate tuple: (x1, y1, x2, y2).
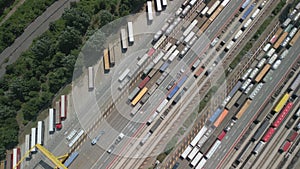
(234, 99, 252, 120)
(255, 64, 271, 83)
(213, 109, 229, 127)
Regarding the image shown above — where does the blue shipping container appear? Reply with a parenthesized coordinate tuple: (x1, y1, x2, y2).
(168, 86, 179, 100)
(241, 0, 251, 10)
(160, 62, 170, 72)
(241, 4, 255, 21)
(64, 152, 79, 167)
(177, 75, 188, 88)
(209, 108, 222, 123)
(228, 81, 242, 98)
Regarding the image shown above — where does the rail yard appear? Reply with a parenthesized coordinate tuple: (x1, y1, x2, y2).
(3, 0, 300, 169)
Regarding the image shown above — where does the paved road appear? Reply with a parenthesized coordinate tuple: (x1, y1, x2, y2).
(0, 0, 79, 77)
(204, 40, 300, 169)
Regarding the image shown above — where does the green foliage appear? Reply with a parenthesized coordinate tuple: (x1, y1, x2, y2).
(0, 0, 146, 160)
(0, 0, 15, 16)
(0, 0, 58, 53)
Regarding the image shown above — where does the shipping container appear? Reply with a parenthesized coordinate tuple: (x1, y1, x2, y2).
(272, 102, 293, 128)
(192, 59, 201, 70)
(182, 5, 191, 17)
(188, 146, 200, 160)
(37, 121, 44, 145)
(153, 52, 164, 65)
(226, 90, 242, 110)
(263, 69, 274, 83)
(240, 0, 251, 11)
(128, 87, 141, 101)
(156, 99, 169, 113)
(290, 74, 300, 91)
(155, 0, 162, 12)
(201, 6, 209, 16)
(190, 126, 208, 147)
(137, 54, 148, 67)
(60, 95, 67, 118)
(162, 0, 167, 6)
(209, 108, 223, 124)
(159, 62, 170, 72)
(207, 1, 221, 16)
(257, 58, 267, 69)
(282, 18, 291, 28)
(262, 127, 275, 142)
(139, 76, 150, 89)
(194, 67, 204, 78)
(66, 129, 77, 141)
(255, 64, 271, 83)
(233, 30, 243, 41)
(253, 120, 269, 141)
(168, 49, 180, 62)
(167, 86, 179, 100)
(206, 140, 221, 159)
(12, 148, 20, 169)
(31, 128, 37, 152)
(132, 87, 148, 106)
(274, 32, 288, 49)
(163, 45, 177, 60)
(103, 48, 110, 71)
(183, 19, 198, 37)
(249, 83, 264, 100)
(49, 108, 55, 133)
(240, 4, 255, 21)
(289, 30, 300, 47)
(25, 134, 30, 158)
(273, 93, 289, 113)
(241, 69, 253, 81)
(272, 60, 281, 70)
(251, 8, 260, 19)
(147, 111, 159, 125)
(88, 67, 94, 90)
(108, 43, 115, 66)
(64, 152, 79, 167)
(141, 93, 151, 104)
(197, 135, 208, 148)
(253, 141, 265, 154)
(153, 35, 166, 49)
(118, 68, 130, 82)
(68, 129, 84, 148)
(214, 109, 229, 127)
(147, 1, 153, 21)
(288, 131, 298, 142)
(195, 158, 207, 169)
(234, 99, 252, 120)
(184, 31, 196, 44)
(121, 28, 128, 49)
(225, 40, 235, 51)
(241, 79, 252, 91)
(127, 22, 134, 43)
(55, 103, 62, 129)
(280, 141, 291, 152)
(242, 18, 252, 30)
(131, 103, 142, 116)
(249, 68, 259, 80)
(140, 132, 152, 145)
(181, 145, 193, 159)
(218, 130, 226, 141)
(191, 152, 203, 167)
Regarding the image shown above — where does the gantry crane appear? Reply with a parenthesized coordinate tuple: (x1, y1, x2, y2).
(14, 144, 69, 169)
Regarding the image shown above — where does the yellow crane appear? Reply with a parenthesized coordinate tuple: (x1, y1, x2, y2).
(14, 144, 69, 169)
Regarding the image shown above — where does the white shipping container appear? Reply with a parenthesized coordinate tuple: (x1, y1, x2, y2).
(289, 27, 298, 38)
(251, 9, 260, 19)
(60, 95, 66, 119)
(268, 53, 278, 65)
(244, 83, 254, 94)
(188, 36, 198, 46)
(155, 0, 162, 12)
(191, 152, 203, 167)
(147, 111, 159, 124)
(153, 35, 166, 49)
(189, 0, 197, 6)
(37, 121, 43, 145)
(279, 49, 289, 59)
(68, 129, 84, 148)
(118, 68, 130, 82)
(197, 135, 208, 147)
(266, 48, 275, 57)
(188, 146, 200, 160)
(147, 1, 153, 21)
(190, 126, 208, 147)
(153, 51, 164, 64)
(207, 0, 221, 16)
(140, 132, 152, 145)
(272, 60, 281, 70)
(88, 67, 94, 90)
(175, 7, 183, 16)
(168, 49, 179, 62)
(257, 58, 266, 69)
(182, 5, 191, 16)
(163, 45, 177, 60)
(162, 0, 167, 6)
(241, 79, 251, 91)
(184, 31, 195, 44)
(12, 148, 19, 169)
(131, 103, 142, 116)
(225, 40, 235, 50)
(181, 145, 193, 159)
(183, 19, 198, 37)
(233, 30, 243, 41)
(205, 140, 221, 159)
(137, 54, 148, 67)
(263, 43, 271, 52)
(195, 158, 207, 169)
(249, 83, 264, 100)
(31, 128, 37, 152)
(201, 7, 209, 16)
(49, 108, 54, 133)
(243, 18, 252, 29)
(163, 42, 172, 51)
(221, 0, 230, 7)
(192, 59, 201, 69)
(128, 22, 134, 43)
(156, 99, 169, 113)
(121, 28, 128, 49)
(25, 135, 30, 158)
(66, 129, 77, 141)
(249, 68, 259, 80)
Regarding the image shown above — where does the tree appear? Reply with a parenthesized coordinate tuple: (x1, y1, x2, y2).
(62, 8, 91, 34)
(58, 26, 82, 54)
(98, 10, 115, 27)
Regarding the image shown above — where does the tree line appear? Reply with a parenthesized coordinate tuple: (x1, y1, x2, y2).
(0, 0, 146, 160)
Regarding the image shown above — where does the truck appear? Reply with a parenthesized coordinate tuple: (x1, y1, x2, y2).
(60, 95, 66, 119)
(127, 22, 134, 43)
(55, 102, 62, 129)
(31, 128, 37, 152)
(25, 134, 30, 158)
(49, 108, 55, 133)
(188, 146, 200, 160)
(190, 126, 208, 147)
(64, 152, 79, 167)
(37, 121, 44, 145)
(190, 152, 203, 167)
(147, 1, 153, 21)
(118, 68, 130, 82)
(120, 28, 128, 50)
(181, 145, 193, 159)
(88, 67, 94, 90)
(12, 148, 20, 169)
